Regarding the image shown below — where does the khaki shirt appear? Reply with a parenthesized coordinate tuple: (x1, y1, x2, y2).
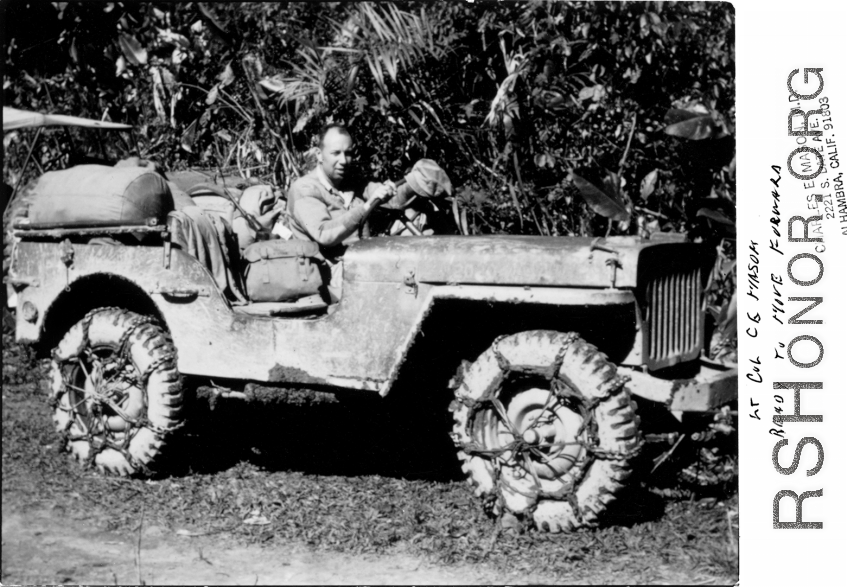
(286, 167, 377, 260)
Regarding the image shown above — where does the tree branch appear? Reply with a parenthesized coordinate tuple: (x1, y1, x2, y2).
(618, 112, 637, 173)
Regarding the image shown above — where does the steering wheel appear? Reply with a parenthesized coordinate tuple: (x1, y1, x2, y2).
(374, 179, 427, 236)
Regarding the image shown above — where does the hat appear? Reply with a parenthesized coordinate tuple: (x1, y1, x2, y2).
(404, 159, 452, 199)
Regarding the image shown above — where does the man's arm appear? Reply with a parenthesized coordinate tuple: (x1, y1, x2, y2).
(292, 194, 369, 247)
(292, 183, 395, 248)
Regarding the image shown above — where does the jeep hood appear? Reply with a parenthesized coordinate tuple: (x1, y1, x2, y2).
(344, 235, 707, 289)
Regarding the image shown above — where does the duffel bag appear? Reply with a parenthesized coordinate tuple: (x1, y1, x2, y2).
(27, 164, 174, 225)
(242, 239, 324, 302)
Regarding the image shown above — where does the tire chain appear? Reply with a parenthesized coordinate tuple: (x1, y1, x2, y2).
(51, 307, 182, 472)
(451, 332, 643, 515)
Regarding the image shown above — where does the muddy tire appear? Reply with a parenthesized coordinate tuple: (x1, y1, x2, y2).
(49, 307, 183, 476)
(450, 330, 641, 532)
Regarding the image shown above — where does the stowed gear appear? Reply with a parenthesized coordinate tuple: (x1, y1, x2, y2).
(450, 330, 642, 532)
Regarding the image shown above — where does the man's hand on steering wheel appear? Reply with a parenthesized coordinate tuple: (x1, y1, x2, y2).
(364, 181, 397, 211)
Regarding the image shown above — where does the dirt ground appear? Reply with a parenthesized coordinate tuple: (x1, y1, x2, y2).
(2, 504, 497, 585)
(2, 498, 728, 586)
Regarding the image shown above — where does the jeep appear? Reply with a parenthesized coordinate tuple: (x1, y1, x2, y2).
(7, 207, 735, 532)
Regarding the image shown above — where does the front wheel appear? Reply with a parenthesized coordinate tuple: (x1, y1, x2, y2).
(450, 330, 641, 532)
(49, 307, 184, 476)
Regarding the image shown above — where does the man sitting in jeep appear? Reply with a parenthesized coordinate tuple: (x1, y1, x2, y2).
(286, 124, 397, 299)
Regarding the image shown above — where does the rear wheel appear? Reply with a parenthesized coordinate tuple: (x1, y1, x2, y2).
(49, 307, 183, 476)
(450, 330, 641, 531)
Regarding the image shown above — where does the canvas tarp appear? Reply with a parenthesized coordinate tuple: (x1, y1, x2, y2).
(27, 165, 174, 226)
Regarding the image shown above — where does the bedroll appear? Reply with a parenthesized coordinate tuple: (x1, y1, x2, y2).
(27, 165, 174, 225)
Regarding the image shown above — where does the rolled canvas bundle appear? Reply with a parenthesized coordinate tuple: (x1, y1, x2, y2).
(27, 165, 174, 225)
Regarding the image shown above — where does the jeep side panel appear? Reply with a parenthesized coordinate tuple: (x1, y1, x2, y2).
(12, 241, 638, 394)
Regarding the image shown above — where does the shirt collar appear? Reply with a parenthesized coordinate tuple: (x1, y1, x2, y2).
(314, 166, 354, 209)
(314, 165, 336, 192)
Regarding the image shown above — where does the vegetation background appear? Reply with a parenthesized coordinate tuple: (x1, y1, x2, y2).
(2, 5, 739, 582)
(2, 0, 737, 350)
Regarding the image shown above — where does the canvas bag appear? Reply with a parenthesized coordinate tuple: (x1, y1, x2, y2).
(27, 165, 174, 225)
(242, 239, 324, 302)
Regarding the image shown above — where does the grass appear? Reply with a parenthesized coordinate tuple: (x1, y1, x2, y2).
(2, 329, 738, 584)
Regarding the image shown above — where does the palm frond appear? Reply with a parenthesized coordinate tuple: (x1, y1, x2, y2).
(484, 38, 530, 129)
(365, 54, 387, 95)
(340, 2, 445, 92)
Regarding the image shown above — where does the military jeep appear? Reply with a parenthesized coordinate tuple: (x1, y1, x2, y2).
(7, 208, 736, 531)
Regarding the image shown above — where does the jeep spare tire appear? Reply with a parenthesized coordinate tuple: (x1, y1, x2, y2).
(49, 308, 183, 476)
(450, 330, 641, 532)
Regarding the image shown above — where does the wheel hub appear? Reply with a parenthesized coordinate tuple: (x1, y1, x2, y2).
(69, 347, 144, 435)
(496, 386, 587, 481)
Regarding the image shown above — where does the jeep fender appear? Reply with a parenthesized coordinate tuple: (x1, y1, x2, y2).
(375, 284, 637, 396)
(11, 243, 277, 378)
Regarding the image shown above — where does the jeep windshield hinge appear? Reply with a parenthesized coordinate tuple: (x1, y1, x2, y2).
(60, 239, 74, 292)
(605, 257, 622, 288)
(403, 269, 418, 297)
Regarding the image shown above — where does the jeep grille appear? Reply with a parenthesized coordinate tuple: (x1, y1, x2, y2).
(642, 263, 704, 370)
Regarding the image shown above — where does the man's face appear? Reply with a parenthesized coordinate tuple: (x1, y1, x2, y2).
(319, 128, 354, 187)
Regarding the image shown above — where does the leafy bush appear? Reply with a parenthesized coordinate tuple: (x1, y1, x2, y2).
(4, 1, 734, 235)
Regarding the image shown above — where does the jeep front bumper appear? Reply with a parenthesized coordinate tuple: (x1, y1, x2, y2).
(618, 359, 737, 412)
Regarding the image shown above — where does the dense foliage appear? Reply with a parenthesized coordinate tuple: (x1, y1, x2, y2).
(3, 1, 736, 342)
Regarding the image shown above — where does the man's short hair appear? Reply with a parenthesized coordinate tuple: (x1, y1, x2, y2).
(318, 123, 352, 148)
